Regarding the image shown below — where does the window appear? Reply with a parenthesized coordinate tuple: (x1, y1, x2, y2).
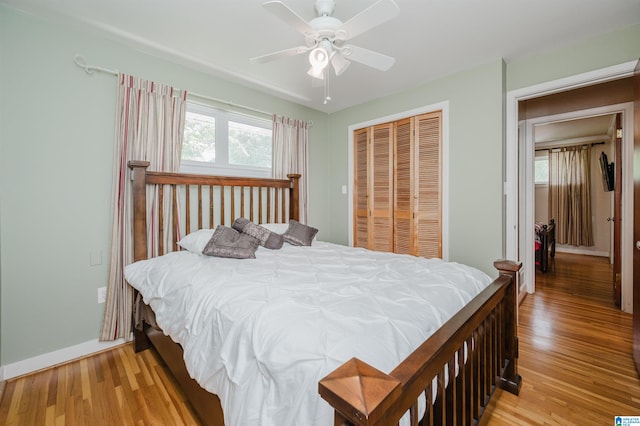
(181, 103, 272, 177)
(535, 155, 549, 185)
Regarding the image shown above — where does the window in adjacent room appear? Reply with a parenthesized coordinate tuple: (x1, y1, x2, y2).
(534, 154, 549, 185)
(181, 102, 272, 177)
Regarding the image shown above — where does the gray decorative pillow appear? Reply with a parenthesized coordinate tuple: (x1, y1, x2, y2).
(202, 225, 259, 259)
(283, 220, 318, 246)
(232, 217, 284, 249)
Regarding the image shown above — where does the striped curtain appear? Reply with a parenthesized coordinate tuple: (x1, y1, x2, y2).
(548, 146, 594, 247)
(100, 74, 187, 341)
(272, 115, 309, 223)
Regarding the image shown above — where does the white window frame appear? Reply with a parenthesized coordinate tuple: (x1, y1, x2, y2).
(534, 154, 549, 186)
(180, 102, 272, 178)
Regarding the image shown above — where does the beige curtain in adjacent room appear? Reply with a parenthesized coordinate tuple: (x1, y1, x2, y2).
(100, 74, 187, 341)
(548, 146, 594, 247)
(272, 115, 309, 223)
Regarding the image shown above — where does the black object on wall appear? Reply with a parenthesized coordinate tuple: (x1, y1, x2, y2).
(600, 151, 615, 192)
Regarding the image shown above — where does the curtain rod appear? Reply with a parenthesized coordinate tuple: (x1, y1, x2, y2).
(73, 54, 312, 125)
(535, 141, 605, 152)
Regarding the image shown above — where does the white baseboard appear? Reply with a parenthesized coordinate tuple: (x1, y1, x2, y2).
(555, 246, 610, 259)
(0, 338, 129, 381)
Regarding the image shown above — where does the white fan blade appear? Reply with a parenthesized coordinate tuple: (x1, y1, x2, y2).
(340, 0, 400, 39)
(341, 45, 395, 71)
(251, 46, 310, 64)
(263, 1, 313, 34)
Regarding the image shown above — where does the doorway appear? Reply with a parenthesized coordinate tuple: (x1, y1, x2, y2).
(505, 61, 637, 313)
(531, 113, 617, 253)
(522, 104, 633, 311)
(529, 113, 618, 300)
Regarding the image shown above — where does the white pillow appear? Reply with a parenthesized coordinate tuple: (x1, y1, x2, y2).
(177, 229, 214, 254)
(259, 223, 290, 234)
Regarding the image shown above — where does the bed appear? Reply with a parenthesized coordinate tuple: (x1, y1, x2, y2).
(535, 219, 556, 273)
(125, 160, 522, 426)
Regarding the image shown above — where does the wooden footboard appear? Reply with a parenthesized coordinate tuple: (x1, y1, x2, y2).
(319, 260, 522, 426)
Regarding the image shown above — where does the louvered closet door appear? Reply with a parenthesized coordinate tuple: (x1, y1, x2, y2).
(353, 128, 370, 248)
(394, 118, 414, 255)
(413, 111, 442, 258)
(370, 123, 394, 252)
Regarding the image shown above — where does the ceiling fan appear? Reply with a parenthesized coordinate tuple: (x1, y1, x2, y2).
(251, 0, 400, 81)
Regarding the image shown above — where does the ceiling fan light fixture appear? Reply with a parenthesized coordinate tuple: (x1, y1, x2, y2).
(308, 38, 333, 74)
(307, 65, 325, 79)
(308, 46, 329, 69)
(330, 52, 350, 76)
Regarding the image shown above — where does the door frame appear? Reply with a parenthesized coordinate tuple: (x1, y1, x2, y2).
(506, 60, 637, 312)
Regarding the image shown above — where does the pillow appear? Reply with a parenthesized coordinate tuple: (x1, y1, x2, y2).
(283, 220, 318, 246)
(177, 229, 214, 253)
(261, 222, 319, 243)
(232, 218, 284, 249)
(534, 221, 544, 234)
(259, 223, 290, 235)
(202, 226, 259, 259)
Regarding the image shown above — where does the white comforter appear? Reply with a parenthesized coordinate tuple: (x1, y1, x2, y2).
(124, 241, 492, 426)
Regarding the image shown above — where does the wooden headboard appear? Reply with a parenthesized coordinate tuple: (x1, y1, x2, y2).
(128, 160, 300, 262)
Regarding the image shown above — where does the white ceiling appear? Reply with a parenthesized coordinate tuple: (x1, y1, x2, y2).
(3, 0, 640, 113)
(534, 114, 617, 148)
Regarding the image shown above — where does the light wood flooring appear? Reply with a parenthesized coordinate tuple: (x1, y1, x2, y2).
(0, 344, 200, 425)
(481, 252, 640, 425)
(1, 252, 639, 425)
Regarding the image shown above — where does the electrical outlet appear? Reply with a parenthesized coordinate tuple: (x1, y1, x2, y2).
(97, 286, 107, 304)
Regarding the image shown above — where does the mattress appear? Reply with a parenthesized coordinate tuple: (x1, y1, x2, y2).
(124, 240, 492, 426)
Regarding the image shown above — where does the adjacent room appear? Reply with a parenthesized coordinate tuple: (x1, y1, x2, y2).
(1, 0, 640, 424)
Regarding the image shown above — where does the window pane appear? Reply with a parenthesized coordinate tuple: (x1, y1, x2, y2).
(228, 121, 272, 167)
(535, 157, 548, 184)
(182, 111, 215, 162)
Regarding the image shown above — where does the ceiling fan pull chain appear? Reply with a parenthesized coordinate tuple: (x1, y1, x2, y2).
(324, 68, 331, 104)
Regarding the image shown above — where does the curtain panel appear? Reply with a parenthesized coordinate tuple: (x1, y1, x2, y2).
(101, 74, 187, 341)
(272, 115, 309, 223)
(548, 146, 594, 247)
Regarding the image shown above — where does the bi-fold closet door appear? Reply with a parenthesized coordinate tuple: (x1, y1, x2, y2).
(353, 111, 442, 258)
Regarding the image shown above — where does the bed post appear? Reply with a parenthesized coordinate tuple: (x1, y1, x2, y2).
(128, 160, 151, 352)
(287, 173, 301, 221)
(493, 259, 522, 395)
(129, 161, 151, 262)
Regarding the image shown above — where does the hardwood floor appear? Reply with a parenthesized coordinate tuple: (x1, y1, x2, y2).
(482, 252, 640, 425)
(1, 252, 638, 425)
(0, 345, 200, 425)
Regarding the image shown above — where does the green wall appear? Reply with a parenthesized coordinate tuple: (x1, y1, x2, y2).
(507, 24, 640, 91)
(1, 6, 638, 369)
(324, 60, 506, 274)
(0, 7, 327, 365)
(322, 23, 640, 277)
